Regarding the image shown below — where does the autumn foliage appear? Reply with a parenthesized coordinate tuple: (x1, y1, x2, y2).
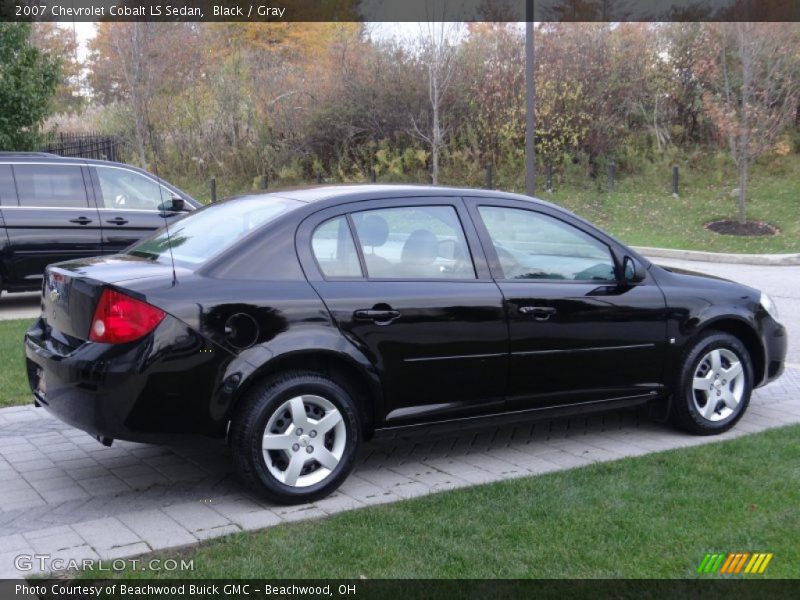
(32, 21, 800, 212)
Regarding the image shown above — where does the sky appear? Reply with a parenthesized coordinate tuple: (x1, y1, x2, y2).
(60, 22, 437, 63)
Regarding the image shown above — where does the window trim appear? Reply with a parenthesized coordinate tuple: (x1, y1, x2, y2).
(346, 203, 479, 282)
(472, 202, 622, 284)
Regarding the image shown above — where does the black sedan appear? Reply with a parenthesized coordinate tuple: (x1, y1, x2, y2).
(24, 185, 787, 504)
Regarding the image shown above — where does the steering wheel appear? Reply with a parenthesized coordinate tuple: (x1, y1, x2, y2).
(113, 193, 129, 207)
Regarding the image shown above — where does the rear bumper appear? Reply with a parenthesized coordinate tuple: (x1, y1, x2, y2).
(25, 317, 228, 443)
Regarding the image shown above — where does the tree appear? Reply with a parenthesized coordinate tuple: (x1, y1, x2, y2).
(31, 23, 83, 113)
(0, 23, 60, 150)
(89, 23, 164, 167)
(411, 21, 459, 184)
(700, 23, 800, 223)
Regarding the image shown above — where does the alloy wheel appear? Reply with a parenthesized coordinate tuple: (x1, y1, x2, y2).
(261, 395, 347, 487)
(691, 348, 746, 422)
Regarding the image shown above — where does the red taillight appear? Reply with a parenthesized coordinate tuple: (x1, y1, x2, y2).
(89, 289, 166, 344)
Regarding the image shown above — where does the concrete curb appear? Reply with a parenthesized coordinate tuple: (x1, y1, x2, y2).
(634, 246, 800, 266)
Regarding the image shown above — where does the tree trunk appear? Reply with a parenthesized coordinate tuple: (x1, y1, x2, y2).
(737, 160, 748, 224)
(134, 108, 147, 169)
(430, 65, 440, 185)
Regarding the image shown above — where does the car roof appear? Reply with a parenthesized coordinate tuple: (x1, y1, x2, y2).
(0, 154, 120, 167)
(248, 183, 564, 212)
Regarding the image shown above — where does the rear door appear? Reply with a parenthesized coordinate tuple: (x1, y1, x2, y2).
(2, 163, 102, 287)
(466, 198, 668, 410)
(89, 165, 185, 254)
(297, 197, 509, 425)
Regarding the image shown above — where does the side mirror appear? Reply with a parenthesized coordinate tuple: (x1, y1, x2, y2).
(622, 256, 646, 284)
(170, 195, 186, 212)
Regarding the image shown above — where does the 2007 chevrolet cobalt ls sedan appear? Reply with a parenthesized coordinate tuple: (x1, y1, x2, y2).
(25, 185, 787, 503)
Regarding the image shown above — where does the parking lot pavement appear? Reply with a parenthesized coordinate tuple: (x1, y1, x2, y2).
(0, 293, 39, 322)
(0, 365, 797, 577)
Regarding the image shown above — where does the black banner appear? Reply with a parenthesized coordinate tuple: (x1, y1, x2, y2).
(3, 579, 800, 600)
(2, 0, 800, 23)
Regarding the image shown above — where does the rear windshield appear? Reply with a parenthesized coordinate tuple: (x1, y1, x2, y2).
(127, 195, 300, 265)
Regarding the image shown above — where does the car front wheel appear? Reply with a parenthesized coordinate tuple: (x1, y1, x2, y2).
(230, 371, 360, 504)
(671, 331, 753, 435)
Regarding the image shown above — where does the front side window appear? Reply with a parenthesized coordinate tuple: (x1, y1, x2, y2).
(351, 206, 475, 280)
(311, 216, 362, 278)
(128, 195, 299, 265)
(94, 167, 170, 210)
(478, 206, 616, 282)
(13, 165, 89, 208)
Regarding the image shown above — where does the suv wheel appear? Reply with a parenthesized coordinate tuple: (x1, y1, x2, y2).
(671, 332, 753, 435)
(230, 371, 360, 504)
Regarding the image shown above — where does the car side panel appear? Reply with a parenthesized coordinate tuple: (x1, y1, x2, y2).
(120, 274, 382, 434)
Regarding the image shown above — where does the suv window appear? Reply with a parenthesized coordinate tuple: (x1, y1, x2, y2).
(311, 216, 363, 278)
(0, 165, 15, 206)
(94, 166, 171, 210)
(351, 206, 475, 280)
(478, 206, 616, 282)
(13, 164, 89, 208)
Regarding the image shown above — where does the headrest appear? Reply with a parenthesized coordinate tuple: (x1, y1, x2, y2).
(401, 229, 438, 266)
(359, 215, 389, 247)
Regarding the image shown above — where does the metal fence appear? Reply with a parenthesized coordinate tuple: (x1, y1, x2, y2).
(40, 132, 123, 162)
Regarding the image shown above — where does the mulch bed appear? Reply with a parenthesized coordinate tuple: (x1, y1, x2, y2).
(705, 219, 779, 237)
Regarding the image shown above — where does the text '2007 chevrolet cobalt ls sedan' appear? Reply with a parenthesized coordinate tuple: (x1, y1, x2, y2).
(25, 185, 787, 503)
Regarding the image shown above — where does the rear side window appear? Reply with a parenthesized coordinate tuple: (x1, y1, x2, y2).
(351, 206, 476, 280)
(0, 165, 15, 206)
(311, 216, 363, 278)
(13, 165, 89, 208)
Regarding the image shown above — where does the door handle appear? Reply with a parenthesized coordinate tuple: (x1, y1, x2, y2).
(354, 309, 401, 324)
(106, 217, 129, 225)
(519, 305, 557, 321)
(69, 217, 92, 225)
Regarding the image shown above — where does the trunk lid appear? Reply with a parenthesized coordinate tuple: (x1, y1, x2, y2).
(42, 255, 185, 342)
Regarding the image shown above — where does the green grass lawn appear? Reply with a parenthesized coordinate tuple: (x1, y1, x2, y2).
(0, 319, 33, 408)
(546, 156, 800, 255)
(99, 424, 800, 580)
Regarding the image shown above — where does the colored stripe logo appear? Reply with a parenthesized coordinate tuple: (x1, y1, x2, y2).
(697, 552, 773, 574)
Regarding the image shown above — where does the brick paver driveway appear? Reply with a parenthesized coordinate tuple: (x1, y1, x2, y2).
(0, 258, 797, 577)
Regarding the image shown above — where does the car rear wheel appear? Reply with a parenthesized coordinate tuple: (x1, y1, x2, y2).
(671, 332, 753, 435)
(230, 371, 360, 504)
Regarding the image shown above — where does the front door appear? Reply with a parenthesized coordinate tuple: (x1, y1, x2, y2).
(2, 164, 102, 287)
(467, 199, 668, 410)
(299, 198, 508, 425)
(89, 165, 186, 254)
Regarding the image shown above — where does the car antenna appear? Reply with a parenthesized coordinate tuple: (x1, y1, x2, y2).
(146, 126, 178, 287)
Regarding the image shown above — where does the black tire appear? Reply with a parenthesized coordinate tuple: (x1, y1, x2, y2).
(230, 370, 360, 504)
(671, 331, 753, 435)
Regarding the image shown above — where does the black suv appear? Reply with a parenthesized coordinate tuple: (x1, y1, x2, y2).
(0, 153, 198, 295)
